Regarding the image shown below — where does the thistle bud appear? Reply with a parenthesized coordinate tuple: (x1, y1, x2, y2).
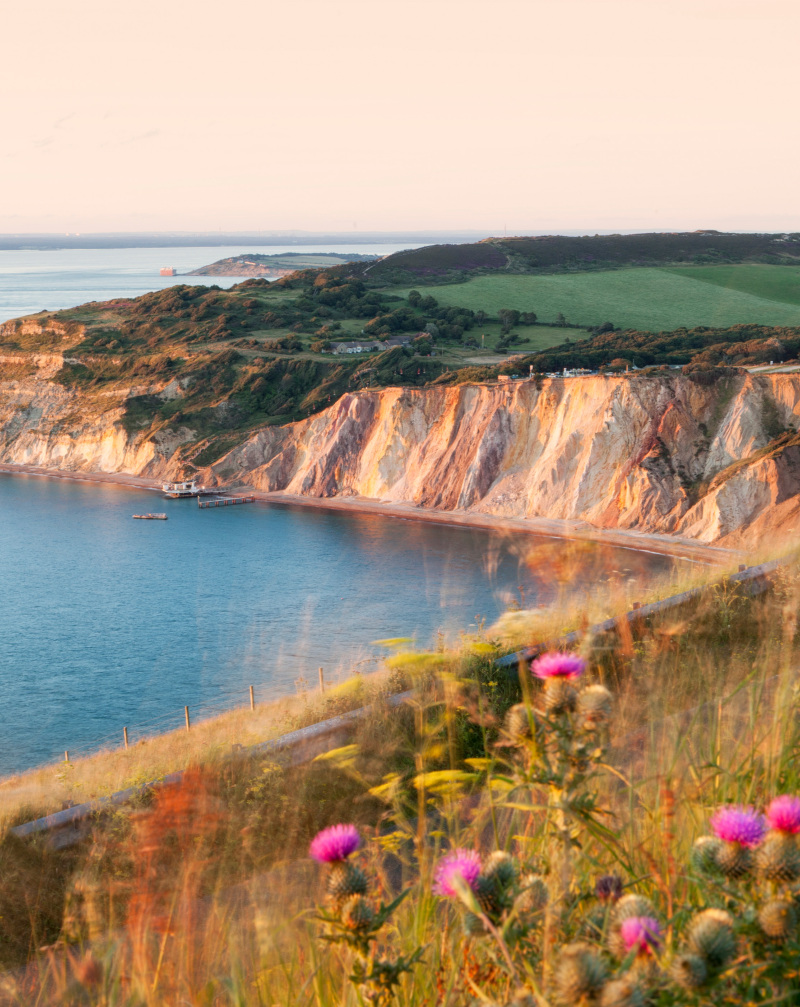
(483, 850, 517, 888)
(474, 874, 501, 917)
(612, 894, 656, 924)
(671, 952, 707, 990)
(515, 874, 548, 919)
(506, 703, 536, 742)
(327, 862, 368, 910)
(758, 899, 797, 942)
(690, 836, 723, 875)
(577, 684, 613, 727)
(599, 978, 645, 1007)
(717, 842, 753, 879)
(687, 909, 736, 970)
(340, 894, 374, 933)
(544, 677, 579, 715)
(756, 832, 800, 883)
(554, 943, 608, 1005)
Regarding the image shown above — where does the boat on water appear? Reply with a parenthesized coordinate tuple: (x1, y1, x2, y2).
(162, 479, 205, 498)
(133, 513, 168, 520)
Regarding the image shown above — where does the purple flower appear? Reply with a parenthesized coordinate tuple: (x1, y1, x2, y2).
(620, 916, 661, 955)
(595, 874, 624, 902)
(767, 796, 800, 835)
(309, 824, 361, 863)
(433, 848, 482, 897)
(531, 652, 586, 681)
(710, 806, 767, 848)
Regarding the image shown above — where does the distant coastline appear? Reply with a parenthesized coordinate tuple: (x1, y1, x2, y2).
(0, 231, 487, 252)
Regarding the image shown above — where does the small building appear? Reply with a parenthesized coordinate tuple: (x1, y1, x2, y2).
(331, 340, 383, 355)
(160, 266, 177, 277)
(383, 334, 414, 348)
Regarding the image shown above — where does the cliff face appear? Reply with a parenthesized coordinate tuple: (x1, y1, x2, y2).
(205, 373, 800, 547)
(0, 354, 193, 477)
(2, 358, 800, 548)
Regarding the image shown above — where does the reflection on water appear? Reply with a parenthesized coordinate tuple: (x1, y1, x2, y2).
(0, 474, 680, 774)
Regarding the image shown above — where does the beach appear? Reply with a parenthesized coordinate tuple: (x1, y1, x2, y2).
(0, 462, 740, 565)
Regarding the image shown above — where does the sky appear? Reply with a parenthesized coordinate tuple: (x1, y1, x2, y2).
(2, 0, 798, 234)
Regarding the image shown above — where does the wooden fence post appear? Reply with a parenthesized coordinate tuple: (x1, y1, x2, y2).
(123, 727, 129, 750)
(249, 685, 255, 711)
(185, 706, 191, 732)
(64, 751, 69, 763)
(319, 667, 325, 693)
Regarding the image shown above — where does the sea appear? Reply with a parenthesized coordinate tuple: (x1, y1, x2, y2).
(0, 244, 679, 776)
(0, 474, 681, 776)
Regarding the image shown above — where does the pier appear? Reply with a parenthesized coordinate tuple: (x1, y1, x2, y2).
(198, 494, 256, 509)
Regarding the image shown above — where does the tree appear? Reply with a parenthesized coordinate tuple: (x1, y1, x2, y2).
(475, 310, 488, 325)
(407, 290, 422, 307)
(556, 312, 567, 327)
(521, 311, 537, 325)
(499, 308, 521, 333)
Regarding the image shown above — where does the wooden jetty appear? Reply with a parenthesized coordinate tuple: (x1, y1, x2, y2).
(133, 513, 168, 520)
(198, 495, 256, 509)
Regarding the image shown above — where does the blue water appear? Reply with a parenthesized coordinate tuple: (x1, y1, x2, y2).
(0, 243, 419, 324)
(0, 474, 678, 775)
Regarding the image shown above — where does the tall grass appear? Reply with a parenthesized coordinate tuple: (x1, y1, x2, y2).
(2, 558, 800, 1004)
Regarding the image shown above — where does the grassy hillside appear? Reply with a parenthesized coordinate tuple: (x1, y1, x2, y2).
(398, 268, 800, 332)
(350, 231, 800, 285)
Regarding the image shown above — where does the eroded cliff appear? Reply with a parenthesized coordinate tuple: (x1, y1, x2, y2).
(2, 356, 800, 548)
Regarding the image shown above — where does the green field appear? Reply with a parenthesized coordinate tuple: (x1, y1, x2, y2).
(398, 265, 800, 332)
(665, 263, 800, 306)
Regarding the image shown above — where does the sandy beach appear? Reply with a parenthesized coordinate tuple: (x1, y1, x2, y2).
(0, 462, 741, 565)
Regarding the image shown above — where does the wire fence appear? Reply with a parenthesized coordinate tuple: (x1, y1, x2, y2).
(55, 660, 383, 767)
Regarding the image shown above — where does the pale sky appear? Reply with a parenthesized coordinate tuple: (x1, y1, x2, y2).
(2, 0, 798, 234)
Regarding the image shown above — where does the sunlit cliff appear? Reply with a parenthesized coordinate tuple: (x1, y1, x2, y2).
(2, 357, 800, 548)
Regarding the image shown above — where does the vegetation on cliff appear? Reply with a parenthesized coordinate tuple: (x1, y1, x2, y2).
(4, 234, 800, 469)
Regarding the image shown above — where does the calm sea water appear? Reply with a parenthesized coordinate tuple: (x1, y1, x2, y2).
(0, 243, 418, 323)
(0, 474, 680, 775)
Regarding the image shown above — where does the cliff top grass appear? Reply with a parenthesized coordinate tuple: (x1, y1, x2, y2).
(3, 550, 800, 1001)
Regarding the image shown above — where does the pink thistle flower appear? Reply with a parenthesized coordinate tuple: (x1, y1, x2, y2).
(433, 848, 482, 897)
(767, 796, 800, 835)
(531, 652, 586, 681)
(710, 806, 767, 848)
(620, 916, 661, 955)
(309, 824, 361, 863)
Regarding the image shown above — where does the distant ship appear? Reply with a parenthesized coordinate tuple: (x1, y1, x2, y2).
(160, 266, 177, 277)
(162, 479, 203, 498)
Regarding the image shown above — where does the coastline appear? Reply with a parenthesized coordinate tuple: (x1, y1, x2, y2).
(0, 462, 740, 564)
